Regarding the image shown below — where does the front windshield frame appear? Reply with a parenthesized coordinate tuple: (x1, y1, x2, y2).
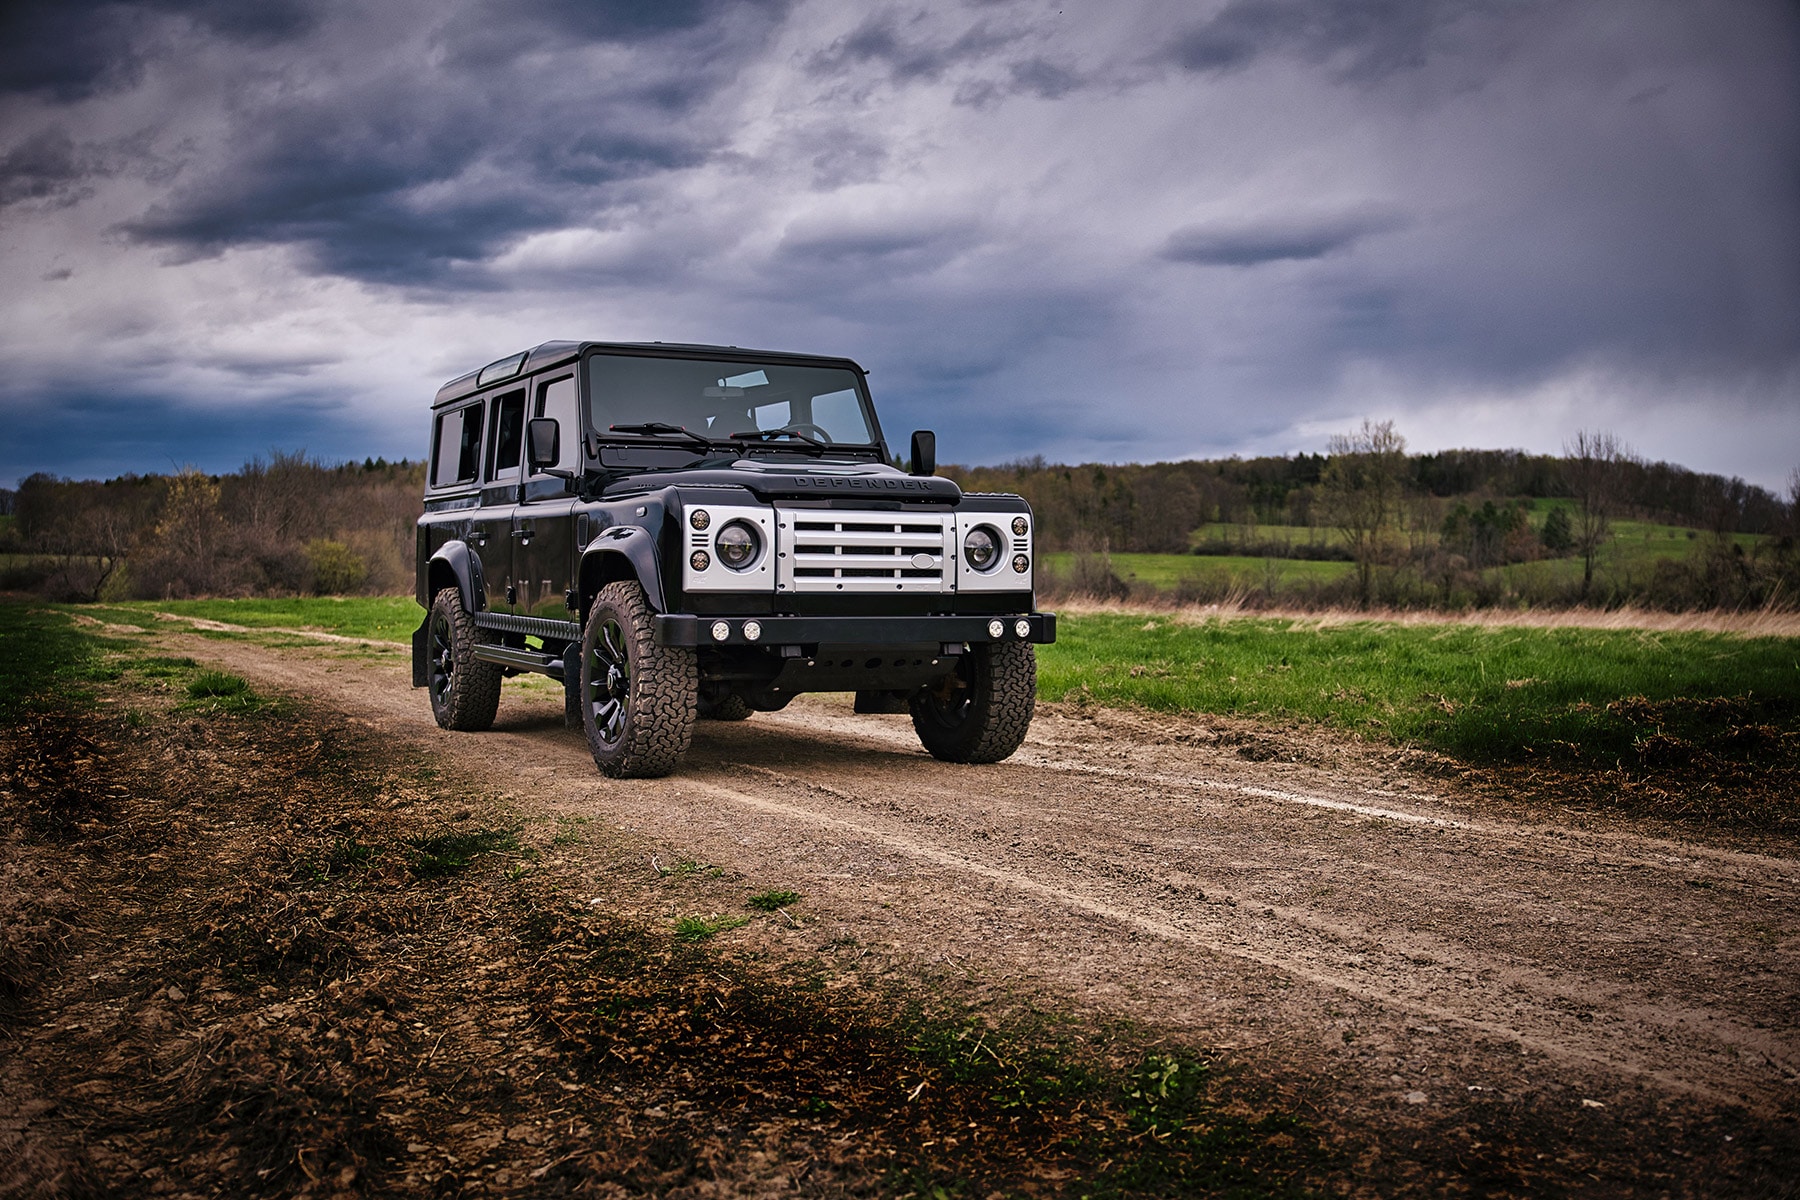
(581, 349, 886, 459)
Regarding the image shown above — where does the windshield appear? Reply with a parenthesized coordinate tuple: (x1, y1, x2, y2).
(586, 354, 878, 450)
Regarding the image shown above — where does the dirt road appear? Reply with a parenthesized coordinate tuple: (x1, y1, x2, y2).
(174, 624, 1800, 1189)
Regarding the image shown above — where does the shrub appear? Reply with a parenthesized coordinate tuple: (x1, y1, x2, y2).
(304, 540, 368, 595)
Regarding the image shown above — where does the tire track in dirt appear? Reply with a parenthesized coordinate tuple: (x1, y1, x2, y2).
(162, 630, 1800, 1135)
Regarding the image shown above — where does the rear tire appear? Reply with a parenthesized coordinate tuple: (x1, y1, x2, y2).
(580, 581, 697, 778)
(426, 588, 502, 732)
(698, 688, 755, 721)
(910, 641, 1036, 764)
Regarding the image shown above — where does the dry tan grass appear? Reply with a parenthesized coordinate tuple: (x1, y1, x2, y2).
(1044, 594, 1800, 637)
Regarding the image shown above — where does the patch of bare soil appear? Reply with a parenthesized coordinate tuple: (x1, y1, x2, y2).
(11, 624, 1800, 1198)
(0, 684, 1320, 1199)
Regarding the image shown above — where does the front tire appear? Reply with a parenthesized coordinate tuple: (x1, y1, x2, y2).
(580, 581, 697, 778)
(426, 588, 502, 731)
(910, 641, 1036, 764)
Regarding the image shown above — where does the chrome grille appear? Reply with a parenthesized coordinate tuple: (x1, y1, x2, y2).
(775, 509, 953, 593)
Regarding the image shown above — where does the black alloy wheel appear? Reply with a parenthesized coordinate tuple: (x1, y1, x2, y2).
(579, 580, 697, 778)
(909, 640, 1036, 764)
(426, 587, 502, 731)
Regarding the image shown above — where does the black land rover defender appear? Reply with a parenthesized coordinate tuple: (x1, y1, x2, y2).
(411, 341, 1054, 778)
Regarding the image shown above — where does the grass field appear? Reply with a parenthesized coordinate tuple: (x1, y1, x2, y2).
(42, 596, 1794, 774)
(1042, 551, 1353, 591)
(1040, 612, 1800, 768)
(100, 596, 424, 642)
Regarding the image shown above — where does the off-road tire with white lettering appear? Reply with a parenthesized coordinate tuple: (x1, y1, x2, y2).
(580, 580, 698, 778)
(909, 641, 1035, 764)
(426, 587, 503, 732)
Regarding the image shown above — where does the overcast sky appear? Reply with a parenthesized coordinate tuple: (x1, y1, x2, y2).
(2, 0, 1796, 490)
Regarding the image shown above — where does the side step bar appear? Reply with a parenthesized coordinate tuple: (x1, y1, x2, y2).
(472, 643, 566, 678)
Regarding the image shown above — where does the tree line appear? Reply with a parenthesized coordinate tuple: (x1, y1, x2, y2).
(0, 454, 423, 602)
(944, 426, 1798, 610)
(3, 432, 1795, 611)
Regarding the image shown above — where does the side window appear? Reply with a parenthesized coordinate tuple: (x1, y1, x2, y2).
(534, 376, 578, 472)
(431, 404, 483, 488)
(488, 388, 526, 481)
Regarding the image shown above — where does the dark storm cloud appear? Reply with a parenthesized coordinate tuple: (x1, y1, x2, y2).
(1167, 0, 1498, 81)
(810, 12, 1021, 84)
(0, 0, 319, 99)
(0, 130, 98, 209)
(1161, 210, 1406, 267)
(112, 1, 781, 284)
(0, 387, 367, 487)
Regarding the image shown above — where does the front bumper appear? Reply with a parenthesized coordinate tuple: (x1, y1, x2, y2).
(655, 611, 1056, 649)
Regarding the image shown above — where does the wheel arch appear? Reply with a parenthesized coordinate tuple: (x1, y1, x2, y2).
(578, 527, 666, 619)
(427, 541, 483, 614)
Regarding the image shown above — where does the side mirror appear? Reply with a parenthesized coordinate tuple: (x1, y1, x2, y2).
(527, 418, 570, 477)
(909, 429, 936, 477)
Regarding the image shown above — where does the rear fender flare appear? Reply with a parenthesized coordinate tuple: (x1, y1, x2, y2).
(426, 541, 485, 614)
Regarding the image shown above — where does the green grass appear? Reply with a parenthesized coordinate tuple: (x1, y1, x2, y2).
(1043, 551, 1353, 591)
(175, 669, 271, 715)
(1039, 613, 1800, 766)
(673, 913, 750, 942)
(102, 596, 421, 642)
(407, 828, 522, 878)
(748, 888, 802, 911)
(0, 601, 122, 717)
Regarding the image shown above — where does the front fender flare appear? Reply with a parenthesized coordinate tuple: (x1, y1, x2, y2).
(579, 526, 666, 614)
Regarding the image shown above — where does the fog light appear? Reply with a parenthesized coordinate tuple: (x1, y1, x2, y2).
(1012, 516, 1028, 536)
(691, 550, 710, 571)
(742, 620, 762, 642)
(1012, 554, 1029, 573)
(689, 509, 711, 530)
(987, 619, 1004, 639)
(710, 621, 730, 642)
(1015, 619, 1031, 638)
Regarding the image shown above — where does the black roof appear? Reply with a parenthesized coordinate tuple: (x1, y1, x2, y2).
(432, 340, 869, 407)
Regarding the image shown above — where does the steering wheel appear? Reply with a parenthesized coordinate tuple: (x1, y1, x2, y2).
(781, 422, 833, 444)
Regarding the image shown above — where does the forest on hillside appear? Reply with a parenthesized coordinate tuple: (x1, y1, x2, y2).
(2, 431, 1795, 611)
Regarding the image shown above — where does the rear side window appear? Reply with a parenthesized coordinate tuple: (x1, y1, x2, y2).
(488, 388, 526, 480)
(431, 404, 483, 487)
(534, 375, 578, 472)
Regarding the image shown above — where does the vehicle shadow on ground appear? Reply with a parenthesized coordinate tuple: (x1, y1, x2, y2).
(484, 700, 933, 774)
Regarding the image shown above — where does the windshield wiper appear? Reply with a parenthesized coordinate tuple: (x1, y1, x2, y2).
(606, 422, 717, 450)
(728, 428, 828, 454)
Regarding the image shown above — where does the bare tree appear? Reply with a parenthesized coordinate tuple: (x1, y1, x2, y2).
(1563, 430, 1630, 600)
(1320, 419, 1409, 607)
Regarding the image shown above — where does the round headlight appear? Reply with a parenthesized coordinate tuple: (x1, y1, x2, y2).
(689, 509, 711, 531)
(964, 525, 1000, 572)
(1012, 516, 1028, 537)
(710, 621, 730, 642)
(690, 550, 711, 571)
(1012, 554, 1029, 573)
(742, 620, 762, 642)
(716, 521, 760, 569)
(987, 619, 1005, 639)
(1015, 619, 1031, 638)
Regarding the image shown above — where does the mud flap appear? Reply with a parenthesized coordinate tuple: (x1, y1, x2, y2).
(411, 616, 429, 688)
(563, 643, 583, 728)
